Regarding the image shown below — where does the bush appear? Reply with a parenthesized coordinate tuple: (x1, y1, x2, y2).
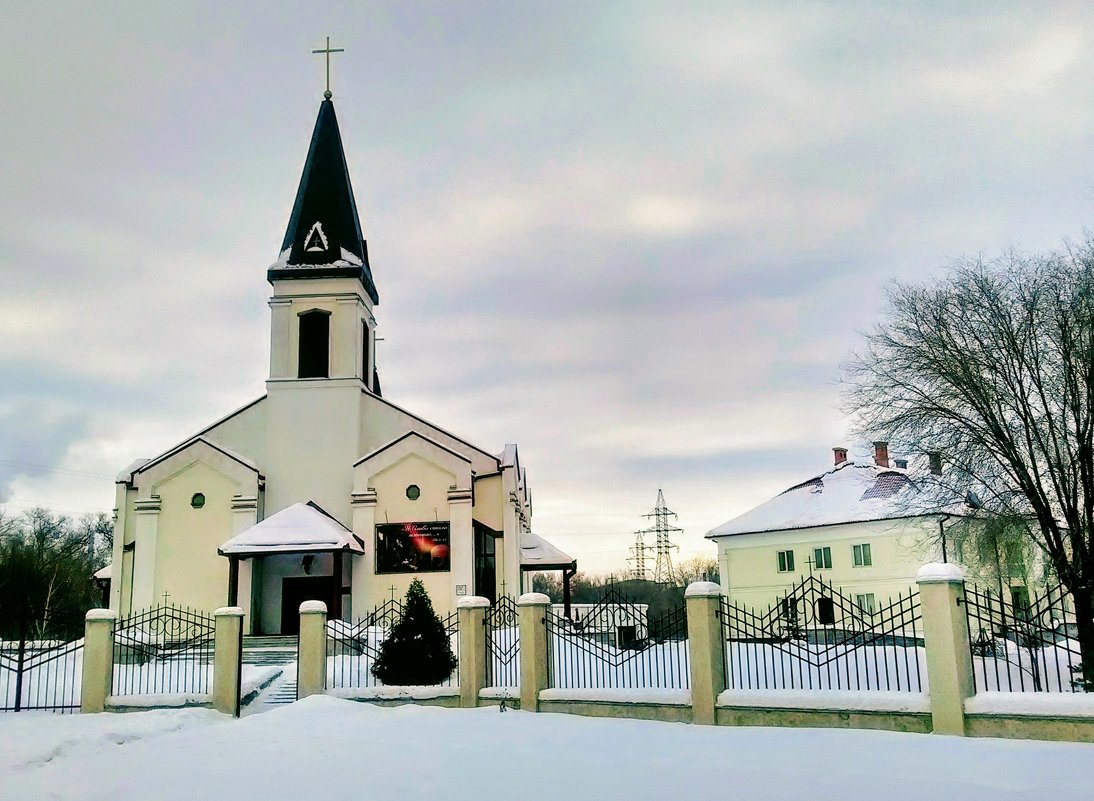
(371, 579, 458, 685)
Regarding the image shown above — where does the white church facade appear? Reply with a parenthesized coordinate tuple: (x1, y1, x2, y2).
(104, 94, 574, 633)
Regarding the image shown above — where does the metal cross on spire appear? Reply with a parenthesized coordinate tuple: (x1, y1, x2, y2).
(312, 36, 345, 99)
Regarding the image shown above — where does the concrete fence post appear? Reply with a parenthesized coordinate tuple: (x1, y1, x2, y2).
(518, 592, 551, 712)
(81, 609, 116, 713)
(212, 606, 244, 716)
(917, 563, 975, 736)
(297, 600, 328, 700)
(457, 596, 490, 708)
(685, 582, 726, 725)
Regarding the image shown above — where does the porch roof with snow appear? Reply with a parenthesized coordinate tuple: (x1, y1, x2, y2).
(705, 460, 956, 539)
(219, 501, 364, 556)
(520, 531, 575, 570)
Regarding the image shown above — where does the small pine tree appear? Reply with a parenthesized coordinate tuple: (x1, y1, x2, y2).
(371, 579, 458, 685)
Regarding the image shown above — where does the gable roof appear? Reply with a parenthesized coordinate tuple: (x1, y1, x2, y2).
(353, 430, 472, 468)
(269, 98, 379, 304)
(706, 460, 950, 539)
(219, 501, 364, 555)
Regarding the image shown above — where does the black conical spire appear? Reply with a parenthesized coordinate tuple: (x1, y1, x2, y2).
(269, 98, 379, 304)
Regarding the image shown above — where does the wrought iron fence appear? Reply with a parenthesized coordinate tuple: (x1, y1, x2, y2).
(112, 604, 215, 698)
(484, 595, 520, 688)
(964, 582, 1087, 693)
(545, 585, 690, 690)
(327, 598, 459, 690)
(1, 606, 85, 713)
(719, 576, 925, 692)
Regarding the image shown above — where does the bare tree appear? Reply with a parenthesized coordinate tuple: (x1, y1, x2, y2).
(844, 243, 1094, 690)
(674, 554, 720, 586)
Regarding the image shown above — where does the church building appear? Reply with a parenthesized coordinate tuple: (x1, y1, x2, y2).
(103, 91, 575, 633)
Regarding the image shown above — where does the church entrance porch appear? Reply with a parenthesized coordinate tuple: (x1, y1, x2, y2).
(218, 501, 364, 635)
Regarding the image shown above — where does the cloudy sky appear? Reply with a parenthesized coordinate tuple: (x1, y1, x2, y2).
(1, 2, 1093, 573)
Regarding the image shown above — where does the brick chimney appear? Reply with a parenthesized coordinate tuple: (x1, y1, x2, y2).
(928, 451, 943, 475)
(833, 447, 848, 466)
(873, 441, 889, 468)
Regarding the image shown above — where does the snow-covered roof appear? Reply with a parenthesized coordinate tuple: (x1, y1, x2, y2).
(116, 458, 150, 482)
(94, 563, 111, 580)
(499, 444, 519, 469)
(520, 531, 575, 569)
(706, 460, 954, 539)
(219, 501, 363, 555)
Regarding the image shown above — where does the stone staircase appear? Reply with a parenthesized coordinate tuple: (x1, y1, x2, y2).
(242, 635, 298, 706)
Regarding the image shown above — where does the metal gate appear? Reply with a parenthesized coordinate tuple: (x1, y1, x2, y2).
(112, 604, 215, 698)
(484, 595, 520, 688)
(1, 607, 85, 713)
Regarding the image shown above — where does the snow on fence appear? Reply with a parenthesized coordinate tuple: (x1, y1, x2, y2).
(545, 586, 690, 690)
(720, 577, 926, 693)
(111, 604, 215, 698)
(964, 583, 1089, 693)
(326, 599, 459, 691)
(1, 607, 85, 713)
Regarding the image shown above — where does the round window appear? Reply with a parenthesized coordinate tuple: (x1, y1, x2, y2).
(190, 492, 206, 509)
(405, 485, 421, 500)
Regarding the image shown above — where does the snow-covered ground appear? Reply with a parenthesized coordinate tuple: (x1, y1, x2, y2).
(3, 697, 1093, 801)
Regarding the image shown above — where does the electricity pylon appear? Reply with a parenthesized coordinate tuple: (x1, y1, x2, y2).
(635, 489, 681, 584)
(627, 529, 651, 580)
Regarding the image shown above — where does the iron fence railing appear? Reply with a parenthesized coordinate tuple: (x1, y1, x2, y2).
(1, 606, 85, 713)
(964, 582, 1087, 693)
(327, 599, 459, 690)
(719, 576, 925, 692)
(112, 604, 215, 698)
(545, 585, 690, 690)
(484, 596, 520, 688)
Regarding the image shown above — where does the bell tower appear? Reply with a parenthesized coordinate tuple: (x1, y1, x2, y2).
(267, 94, 380, 393)
(262, 73, 382, 519)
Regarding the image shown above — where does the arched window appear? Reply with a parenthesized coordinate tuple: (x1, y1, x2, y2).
(298, 310, 330, 378)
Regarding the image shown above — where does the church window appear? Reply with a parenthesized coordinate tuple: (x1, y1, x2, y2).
(190, 493, 205, 509)
(812, 546, 832, 570)
(852, 543, 872, 567)
(298, 310, 331, 378)
(405, 484, 421, 500)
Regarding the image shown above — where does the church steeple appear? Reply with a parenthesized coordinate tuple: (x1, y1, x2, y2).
(269, 98, 379, 305)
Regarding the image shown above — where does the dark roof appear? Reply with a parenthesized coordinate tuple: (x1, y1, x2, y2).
(270, 99, 379, 304)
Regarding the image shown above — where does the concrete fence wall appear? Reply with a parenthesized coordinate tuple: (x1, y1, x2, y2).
(79, 571, 1094, 743)
(81, 606, 244, 717)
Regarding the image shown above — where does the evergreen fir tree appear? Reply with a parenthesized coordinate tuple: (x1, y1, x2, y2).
(371, 579, 458, 685)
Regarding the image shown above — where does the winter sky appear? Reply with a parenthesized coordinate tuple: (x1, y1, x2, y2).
(2, 2, 1093, 573)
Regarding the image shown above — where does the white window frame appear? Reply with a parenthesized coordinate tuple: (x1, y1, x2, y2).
(855, 592, 877, 614)
(813, 546, 832, 570)
(776, 549, 795, 573)
(853, 543, 872, 567)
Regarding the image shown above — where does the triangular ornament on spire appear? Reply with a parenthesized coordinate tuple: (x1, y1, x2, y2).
(304, 221, 329, 252)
